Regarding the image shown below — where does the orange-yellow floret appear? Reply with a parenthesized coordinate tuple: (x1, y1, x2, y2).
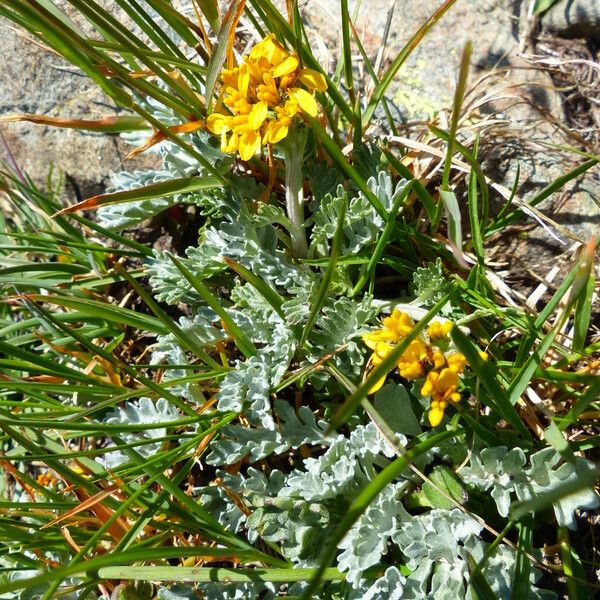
(396, 338, 427, 380)
(362, 309, 477, 428)
(421, 367, 462, 427)
(206, 34, 327, 160)
(427, 320, 453, 342)
(37, 471, 57, 488)
(447, 352, 467, 374)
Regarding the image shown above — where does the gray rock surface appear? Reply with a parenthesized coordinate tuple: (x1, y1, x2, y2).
(542, 0, 600, 43)
(0, 1, 160, 200)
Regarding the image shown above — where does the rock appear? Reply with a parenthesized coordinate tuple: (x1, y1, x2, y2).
(0, 1, 160, 201)
(542, 0, 600, 43)
(303, 0, 526, 120)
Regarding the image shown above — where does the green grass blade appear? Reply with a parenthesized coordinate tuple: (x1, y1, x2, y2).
(0, 547, 285, 595)
(141, 0, 203, 47)
(510, 466, 600, 522)
(559, 526, 593, 600)
(468, 157, 485, 261)
(223, 258, 286, 320)
(205, 0, 246, 112)
(380, 145, 436, 221)
(299, 194, 348, 349)
(487, 159, 598, 234)
(55, 176, 222, 214)
(440, 41, 471, 192)
(115, 268, 223, 370)
(24, 301, 199, 417)
(511, 516, 533, 600)
(429, 126, 490, 233)
(340, 0, 355, 105)
(21, 294, 169, 334)
(466, 553, 498, 600)
(304, 115, 387, 220)
(450, 325, 531, 439)
(98, 565, 349, 583)
(352, 181, 412, 295)
(196, 0, 220, 32)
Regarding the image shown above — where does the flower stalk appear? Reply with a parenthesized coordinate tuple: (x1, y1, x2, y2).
(280, 128, 308, 258)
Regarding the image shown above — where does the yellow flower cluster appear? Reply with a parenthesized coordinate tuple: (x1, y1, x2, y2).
(207, 35, 327, 161)
(37, 471, 57, 488)
(362, 309, 475, 427)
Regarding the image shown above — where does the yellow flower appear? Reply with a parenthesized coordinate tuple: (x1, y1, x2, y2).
(421, 367, 462, 427)
(396, 338, 427, 380)
(298, 68, 328, 92)
(446, 352, 467, 374)
(361, 310, 477, 428)
(366, 341, 394, 394)
(206, 34, 327, 160)
(383, 310, 414, 338)
(37, 471, 57, 488)
(427, 320, 453, 342)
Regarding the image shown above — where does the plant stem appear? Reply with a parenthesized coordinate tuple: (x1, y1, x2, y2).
(281, 128, 308, 259)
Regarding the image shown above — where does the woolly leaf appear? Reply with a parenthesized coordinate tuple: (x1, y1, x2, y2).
(338, 482, 411, 583)
(97, 169, 171, 230)
(360, 567, 407, 600)
(309, 172, 407, 256)
(518, 448, 600, 530)
(411, 258, 448, 308)
(98, 398, 180, 468)
(157, 585, 199, 600)
(461, 446, 600, 529)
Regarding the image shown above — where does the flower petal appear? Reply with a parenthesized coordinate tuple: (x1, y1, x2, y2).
(428, 404, 445, 427)
(237, 64, 250, 98)
(263, 119, 289, 145)
(207, 113, 231, 135)
(288, 88, 318, 117)
(238, 130, 261, 161)
(221, 132, 239, 154)
(248, 101, 268, 130)
(272, 55, 299, 78)
(368, 373, 387, 394)
(298, 68, 327, 92)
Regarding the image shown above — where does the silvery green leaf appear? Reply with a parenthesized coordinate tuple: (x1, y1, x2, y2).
(352, 143, 384, 180)
(360, 567, 407, 600)
(98, 398, 180, 468)
(460, 446, 527, 517)
(97, 169, 171, 230)
(164, 131, 228, 178)
(157, 585, 198, 600)
(196, 482, 247, 534)
(206, 420, 287, 465)
(196, 582, 277, 600)
(275, 400, 328, 447)
(309, 172, 406, 257)
(337, 482, 411, 583)
(517, 448, 600, 530)
(411, 258, 448, 308)
(306, 295, 375, 388)
(306, 160, 344, 201)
